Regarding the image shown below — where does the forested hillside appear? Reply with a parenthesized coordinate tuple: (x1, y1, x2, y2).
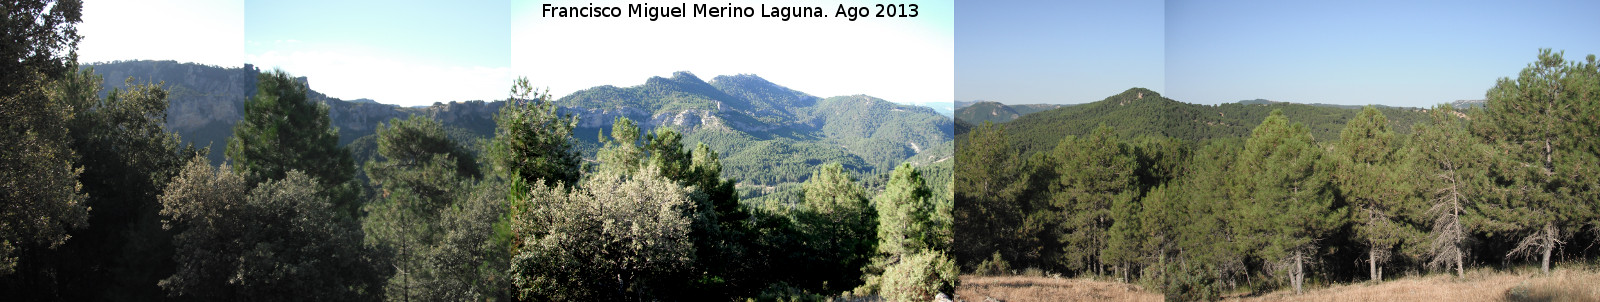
(80, 61, 954, 202)
(954, 49, 1600, 300)
(994, 87, 1431, 155)
(953, 101, 1067, 124)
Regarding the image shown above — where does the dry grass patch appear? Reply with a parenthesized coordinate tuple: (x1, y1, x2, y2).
(955, 275, 1161, 302)
(1239, 267, 1600, 302)
(955, 268, 1600, 302)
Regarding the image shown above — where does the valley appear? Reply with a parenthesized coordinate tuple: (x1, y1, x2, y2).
(85, 60, 954, 202)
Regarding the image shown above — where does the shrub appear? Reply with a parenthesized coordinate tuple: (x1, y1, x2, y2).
(973, 252, 1011, 276)
(879, 251, 959, 302)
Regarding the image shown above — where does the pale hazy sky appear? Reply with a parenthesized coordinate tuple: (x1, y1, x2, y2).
(77, 0, 244, 67)
(242, 0, 512, 106)
(76, 0, 953, 107)
(513, 0, 955, 105)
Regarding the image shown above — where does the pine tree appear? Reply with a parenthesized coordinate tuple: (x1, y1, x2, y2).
(791, 163, 876, 293)
(953, 121, 1031, 270)
(225, 69, 359, 218)
(1409, 104, 1488, 278)
(1335, 106, 1421, 282)
(486, 77, 581, 187)
(1052, 124, 1136, 276)
(1474, 49, 1600, 274)
(361, 115, 481, 301)
(859, 163, 955, 298)
(596, 117, 644, 175)
(1234, 110, 1343, 294)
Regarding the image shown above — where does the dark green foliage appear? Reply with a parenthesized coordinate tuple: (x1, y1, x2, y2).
(75, 63, 953, 214)
(997, 88, 1431, 156)
(362, 115, 497, 301)
(952, 101, 1066, 124)
(226, 69, 360, 218)
(859, 164, 955, 296)
(716, 135, 872, 187)
(957, 51, 1599, 297)
(559, 71, 727, 116)
(954, 101, 1024, 125)
(953, 121, 1034, 271)
(596, 116, 645, 175)
(1232, 110, 1343, 294)
(0, 0, 88, 279)
(1408, 104, 1489, 278)
(158, 158, 389, 300)
(1335, 106, 1423, 282)
(809, 95, 955, 174)
(487, 77, 582, 187)
(1050, 124, 1138, 276)
(954, 118, 974, 137)
(45, 67, 194, 300)
(1473, 49, 1600, 274)
(788, 163, 878, 294)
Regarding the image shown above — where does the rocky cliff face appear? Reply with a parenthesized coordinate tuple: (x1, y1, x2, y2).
(90, 61, 259, 132)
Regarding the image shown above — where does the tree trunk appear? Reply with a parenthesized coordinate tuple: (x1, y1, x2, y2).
(1536, 228, 1548, 276)
(1455, 206, 1465, 278)
(1294, 250, 1304, 294)
(1369, 248, 1378, 282)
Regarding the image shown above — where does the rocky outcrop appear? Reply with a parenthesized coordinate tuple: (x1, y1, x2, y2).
(562, 106, 651, 128)
(90, 61, 259, 132)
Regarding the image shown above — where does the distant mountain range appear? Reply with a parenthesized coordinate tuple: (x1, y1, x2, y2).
(953, 101, 1069, 124)
(85, 60, 953, 201)
(918, 101, 954, 117)
(957, 88, 1436, 155)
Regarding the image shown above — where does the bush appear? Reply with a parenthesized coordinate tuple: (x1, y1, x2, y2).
(973, 252, 1011, 276)
(879, 251, 958, 302)
(1161, 262, 1223, 301)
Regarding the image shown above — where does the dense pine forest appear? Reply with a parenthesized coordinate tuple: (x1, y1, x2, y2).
(0, 1, 957, 300)
(955, 49, 1599, 300)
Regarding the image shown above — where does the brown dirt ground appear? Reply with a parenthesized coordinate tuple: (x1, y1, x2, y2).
(955, 268, 1600, 302)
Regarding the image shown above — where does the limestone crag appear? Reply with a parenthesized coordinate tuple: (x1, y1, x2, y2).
(564, 106, 651, 129)
(90, 61, 259, 131)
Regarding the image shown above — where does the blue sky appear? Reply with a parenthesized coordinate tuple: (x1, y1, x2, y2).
(959, 0, 1600, 108)
(1167, 0, 1600, 107)
(956, 0, 1165, 105)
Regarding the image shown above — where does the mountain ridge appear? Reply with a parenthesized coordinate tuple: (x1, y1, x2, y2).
(970, 87, 1434, 155)
(84, 60, 953, 201)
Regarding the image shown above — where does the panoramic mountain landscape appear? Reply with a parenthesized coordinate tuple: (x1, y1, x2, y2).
(85, 60, 954, 202)
(2, 1, 966, 300)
